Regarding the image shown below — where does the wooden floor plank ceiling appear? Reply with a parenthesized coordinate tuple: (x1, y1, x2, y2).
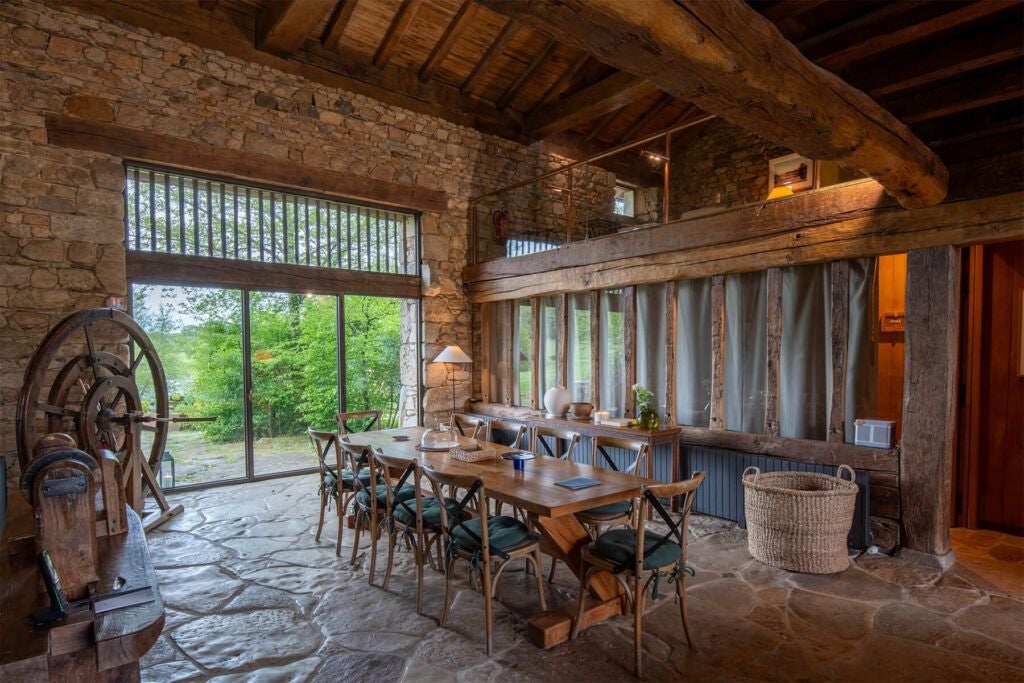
(72, 0, 1023, 169)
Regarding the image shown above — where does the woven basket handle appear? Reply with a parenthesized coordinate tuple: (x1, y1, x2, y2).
(836, 464, 855, 482)
(742, 466, 760, 482)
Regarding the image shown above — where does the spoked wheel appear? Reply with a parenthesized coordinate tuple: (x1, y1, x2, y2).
(16, 308, 169, 486)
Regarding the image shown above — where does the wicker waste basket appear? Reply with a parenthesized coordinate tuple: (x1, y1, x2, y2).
(742, 465, 859, 574)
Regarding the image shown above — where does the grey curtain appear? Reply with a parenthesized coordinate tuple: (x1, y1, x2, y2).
(676, 278, 712, 427)
(567, 293, 593, 402)
(486, 302, 509, 404)
(725, 271, 767, 432)
(843, 258, 878, 442)
(636, 283, 668, 415)
(599, 289, 627, 417)
(780, 264, 831, 440)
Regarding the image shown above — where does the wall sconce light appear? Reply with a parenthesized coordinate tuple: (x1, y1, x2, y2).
(766, 185, 795, 200)
(641, 150, 669, 163)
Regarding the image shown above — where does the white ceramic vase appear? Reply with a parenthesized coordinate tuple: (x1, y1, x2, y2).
(543, 386, 571, 418)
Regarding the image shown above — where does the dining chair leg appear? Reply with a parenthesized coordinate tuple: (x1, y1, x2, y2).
(335, 502, 344, 556)
(547, 557, 558, 583)
(634, 573, 644, 678)
(482, 558, 494, 656)
(368, 513, 379, 585)
(315, 492, 326, 542)
(383, 525, 397, 590)
(570, 567, 592, 641)
(530, 548, 547, 611)
(440, 557, 454, 626)
(415, 532, 425, 615)
(350, 509, 363, 564)
(676, 564, 694, 650)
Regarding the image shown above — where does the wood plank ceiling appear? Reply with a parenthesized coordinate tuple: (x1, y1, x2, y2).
(88, 0, 1023, 167)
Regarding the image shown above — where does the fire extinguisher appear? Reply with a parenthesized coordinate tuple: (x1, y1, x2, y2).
(492, 208, 509, 245)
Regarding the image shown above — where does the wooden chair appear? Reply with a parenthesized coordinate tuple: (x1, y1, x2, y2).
(307, 428, 367, 556)
(449, 413, 486, 440)
(341, 437, 413, 584)
(571, 472, 705, 677)
(337, 410, 382, 434)
(531, 425, 582, 461)
(575, 436, 650, 536)
(487, 419, 528, 518)
(421, 465, 547, 655)
(375, 451, 459, 615)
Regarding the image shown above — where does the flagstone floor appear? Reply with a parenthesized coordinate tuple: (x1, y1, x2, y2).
(141, 475, 1024, 682)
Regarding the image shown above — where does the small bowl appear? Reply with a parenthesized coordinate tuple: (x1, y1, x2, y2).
(569, 402, 594, 419)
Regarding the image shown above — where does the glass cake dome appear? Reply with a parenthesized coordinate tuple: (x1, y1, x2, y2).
(421, 418, 459, 450)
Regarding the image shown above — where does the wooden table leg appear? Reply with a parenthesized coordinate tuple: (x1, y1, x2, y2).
(526, 513, 623, 649)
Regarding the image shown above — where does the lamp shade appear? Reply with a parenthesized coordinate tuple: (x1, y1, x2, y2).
(433, 345, 472, 364)
(766, 185, 794, 200)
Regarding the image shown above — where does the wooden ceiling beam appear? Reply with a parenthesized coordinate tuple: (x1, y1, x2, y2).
(496, 39, 556, 110)
(885, 62, 1024, 125)
(483, 0, 948, 208)
(321, 0, 358, 50)
(813, 0, 1019, 72)
(461, 18, 520, 96)
(760, 0, 826, 23)
(584, 105, 627, 143)
(418, 0, 477, 83)
(256, 0, 336, 57)
(532, 52, 589, 111)
(373, 0, 424, 68)
(527, 71, 661, 138)
(614, 93, 676, 145)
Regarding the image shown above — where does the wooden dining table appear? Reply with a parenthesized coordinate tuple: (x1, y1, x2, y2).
(351, 425, 657, 648)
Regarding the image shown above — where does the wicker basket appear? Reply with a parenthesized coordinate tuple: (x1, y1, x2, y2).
(742, 464, 859, 574)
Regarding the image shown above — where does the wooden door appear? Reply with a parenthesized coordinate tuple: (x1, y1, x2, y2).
(958, 240, 1024, 535)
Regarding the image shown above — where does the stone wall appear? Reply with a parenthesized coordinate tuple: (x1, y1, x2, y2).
(0, 0, 588, 474)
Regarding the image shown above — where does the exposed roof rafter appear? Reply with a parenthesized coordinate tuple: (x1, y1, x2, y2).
(527, 71, 660, 138)
(321, 0, 359, 50)
(496, 39, 556, 111)
(257, 0, 336, 57)
(460, 18, 520, 96)
(373, 0, 424, 68)
(418, 0, 477, 83)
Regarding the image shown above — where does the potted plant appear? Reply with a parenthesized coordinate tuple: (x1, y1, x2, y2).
(632, 384, 660, 430)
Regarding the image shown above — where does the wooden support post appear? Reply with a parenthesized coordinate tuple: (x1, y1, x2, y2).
(590, 290, 601, 409)
(662, 131, 671, 223)
(624, 286, 637, 417)
(557, 293, 568, 388)
(709, 275, 726, 430)
(665, 281, 678, 424)
(481, 303, 492, 402)
(530, 298, 541, 409)
(566, 169, 575, 245)
(829, 260, 850, 443)
(503, 300, 514, 405)
(764, 267, 782, 435)
(900, 246, 959, 557)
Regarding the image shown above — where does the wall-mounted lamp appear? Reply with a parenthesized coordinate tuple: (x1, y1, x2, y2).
(641, 150, 669, 163)
(765, 185, 794, 200)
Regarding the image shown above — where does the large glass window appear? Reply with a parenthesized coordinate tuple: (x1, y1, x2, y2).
(636, 284, 668, 417)
(514, 300, 534, 406)
(600, 289, 627, 417)
(676, 278, 712, 427)
(725, 272, 767, 432)
(538, 296, 560, 395)
(344, 295, 403, 425)
(568, 293, 593, 403)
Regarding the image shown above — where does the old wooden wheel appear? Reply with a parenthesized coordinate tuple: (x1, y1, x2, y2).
(16, 308, 169, 478)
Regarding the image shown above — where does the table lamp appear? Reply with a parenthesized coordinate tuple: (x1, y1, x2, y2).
(433, 345, 472, 418)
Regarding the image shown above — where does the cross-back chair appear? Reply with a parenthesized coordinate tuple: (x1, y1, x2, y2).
(449, 413, 486, 440)
(340, 437, 414, 584)
(308, 427, 368, 556)
(421, 465, 546, 655)
(575, 436, 650, 535)
(487, 419, 528, 518)
(375, 451, 461, 614)
(571, 472, 705, 678)
(531, 425, 582, 461)
(337, 410, 382, 434)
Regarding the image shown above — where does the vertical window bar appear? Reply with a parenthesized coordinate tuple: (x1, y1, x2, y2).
(282, 194, 289, 264)
(315, 200, 322, 267)
(384, 211, 391, 273)
(124, 170, 131, 248)
(304, 198, 311, 266)
(346, 207, 353, 270)
(375, 209, 382, 272)
(132, 167, 141, 250)
(178, 176, 185, 254)
(293, 196, 300, 264)
(270, 193, 276, 263)
(148, 170, 156, 251)
(232, 185, 239, 259)
(220, 183, 226, 258)
(245, 187, 252, 261)
(206, 181, 213, 257)
(356, 207, 363, 270)
(401, 213, 410, 274)
(329, 205, 337, 268)
(192, 177, 200, 256)
(163, 172, 171, 252)
(258, 190, 265, 262)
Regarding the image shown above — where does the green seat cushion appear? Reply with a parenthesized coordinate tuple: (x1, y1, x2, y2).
(452, 515, 533, 552)
(577, 499, 632, 519)
(393, 496, 462, 528)
(355, 484, 415, 509)
(339, 469, 372, 489)
(594, 528, 682, 570)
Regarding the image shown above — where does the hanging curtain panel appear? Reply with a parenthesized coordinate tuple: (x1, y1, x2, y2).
(486, 302, 509, 404)
(844, 258, 879, 442)
(537, 296, 559, 396)
(567, 293, 593, 402)
(600, 289, 627, 417)
(636, 283, 668, 416)
(676, 278, 712, 427)
(725, 272, 767, 432)
(780, 264, 832, 440)
(514, 300, 534, 406)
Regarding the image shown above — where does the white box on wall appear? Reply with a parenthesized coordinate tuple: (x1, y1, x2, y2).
(854, 419, 895, 449)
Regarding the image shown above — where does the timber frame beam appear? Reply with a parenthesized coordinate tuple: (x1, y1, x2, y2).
(481, 0, 949, 208)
